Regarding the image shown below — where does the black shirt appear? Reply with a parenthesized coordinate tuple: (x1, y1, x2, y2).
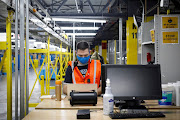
(64, 64, 88, 83)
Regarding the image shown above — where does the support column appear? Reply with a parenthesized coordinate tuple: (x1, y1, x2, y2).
(45, 44, 48, 94)
(114, 40, 116, 64)
(126, 17, 138, 64)
(26, 0, 29, 115)
(6, 10, 13, 120)
(20, 0, 25, 118)
(15, 0, 19, 119)
(101, 40, 107, 64)
(47, 36, 50, 95)
(73, 23, 75, 61)
(119, 18, 122, 64)
(60, 43, 63, 81)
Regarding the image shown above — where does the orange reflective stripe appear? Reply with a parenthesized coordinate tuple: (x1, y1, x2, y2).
(93, 60, 97, 84)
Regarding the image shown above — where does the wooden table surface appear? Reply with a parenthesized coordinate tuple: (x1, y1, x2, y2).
(23, 109, 180, 120)
(35, 97, 180, 110)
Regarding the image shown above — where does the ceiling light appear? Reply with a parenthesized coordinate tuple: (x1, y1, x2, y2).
(44, 18, 106, 23)
(60, 27, 99, 30)
(64, 33, 96, 36)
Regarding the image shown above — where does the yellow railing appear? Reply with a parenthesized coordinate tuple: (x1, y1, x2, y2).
(28, 38, 72, 107)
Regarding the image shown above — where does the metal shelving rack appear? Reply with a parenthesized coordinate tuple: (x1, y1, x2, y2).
(155, 15, 180, 84)
(141, 20, 155, 65)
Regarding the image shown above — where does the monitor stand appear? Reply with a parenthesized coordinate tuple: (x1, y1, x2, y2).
(116, 100, 148, 114)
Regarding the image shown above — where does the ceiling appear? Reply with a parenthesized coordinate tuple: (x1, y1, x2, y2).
(30, 0, 126, 45)
(0, 0, 180, 48)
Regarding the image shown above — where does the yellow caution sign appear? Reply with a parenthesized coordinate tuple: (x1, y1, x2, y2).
(162, 31, 179, 44)
(150, 29, 155, 42)
(162, 17, 178, 29)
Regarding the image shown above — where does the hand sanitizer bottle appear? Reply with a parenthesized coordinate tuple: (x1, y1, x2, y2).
(103, 78, 114, 115)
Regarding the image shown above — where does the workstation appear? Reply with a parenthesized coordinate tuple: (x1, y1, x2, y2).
(0, 0, 180, 120)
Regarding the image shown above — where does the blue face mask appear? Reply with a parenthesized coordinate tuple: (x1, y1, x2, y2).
(77, 55, 90, 64)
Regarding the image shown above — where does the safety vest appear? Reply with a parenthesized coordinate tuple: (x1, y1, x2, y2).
(68, 59, 101, 87)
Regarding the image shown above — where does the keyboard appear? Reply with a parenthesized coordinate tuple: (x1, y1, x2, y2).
(109, 112, 165, 119)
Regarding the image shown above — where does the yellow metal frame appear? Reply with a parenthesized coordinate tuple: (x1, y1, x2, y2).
(0, 41, 7, 50)
(27, 35, 72, 107)
(29, 49, 48, 53)
(47, 36, 50, 95)
(29, 103, 39, 107)
(28, 56, 47, 100)
(6, 10, 14, 120)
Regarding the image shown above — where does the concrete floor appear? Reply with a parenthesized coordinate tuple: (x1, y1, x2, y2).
(0, 68, 55, 120)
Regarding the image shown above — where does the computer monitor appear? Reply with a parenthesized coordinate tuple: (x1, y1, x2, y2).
(101, 64, 162, 101)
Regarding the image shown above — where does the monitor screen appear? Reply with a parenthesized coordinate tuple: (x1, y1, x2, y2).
(101, 65, 162, 100)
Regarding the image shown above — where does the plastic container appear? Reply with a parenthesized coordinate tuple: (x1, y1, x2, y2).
(55, 80, 62, 101)
(158, 84, 173, 105)
(103, 78, 114, 115)
(175, 81, 180, 106)
(172, 83, 177, 105)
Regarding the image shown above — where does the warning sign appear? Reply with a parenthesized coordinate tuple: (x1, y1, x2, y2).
(162, 17, 178, 29)
(150, 29, 155, 42)
(162, 31, 179, 44)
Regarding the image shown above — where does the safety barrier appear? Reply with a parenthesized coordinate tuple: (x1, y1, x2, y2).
(28, 39, 72, 107)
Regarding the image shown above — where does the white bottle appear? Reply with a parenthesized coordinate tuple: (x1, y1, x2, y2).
(175, 81, 180, 106)
(103, 78, 114, 115)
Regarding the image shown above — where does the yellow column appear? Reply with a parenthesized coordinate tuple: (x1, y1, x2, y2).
(126, 17, 138, 64)
(60, 43, 63, 81)
(6, 10, 13, 120)
(47, 36, 50, 94)
(41, 75, 44, 97)
(45, 53, 47, 94)
(101, 40, 107, 64)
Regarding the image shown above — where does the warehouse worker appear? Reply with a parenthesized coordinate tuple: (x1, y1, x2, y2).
(63, 41, 101, 95)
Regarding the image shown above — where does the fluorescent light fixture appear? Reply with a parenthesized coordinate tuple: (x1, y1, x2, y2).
(160, 0, 169, 7)
(133, 15, 138, 27)
(75, 36, 95, 38)
(30, 18, 70, 45)
(64, 33, 96, 36)
(44, 18, 106, 23)
(59, 27, 99, 30)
